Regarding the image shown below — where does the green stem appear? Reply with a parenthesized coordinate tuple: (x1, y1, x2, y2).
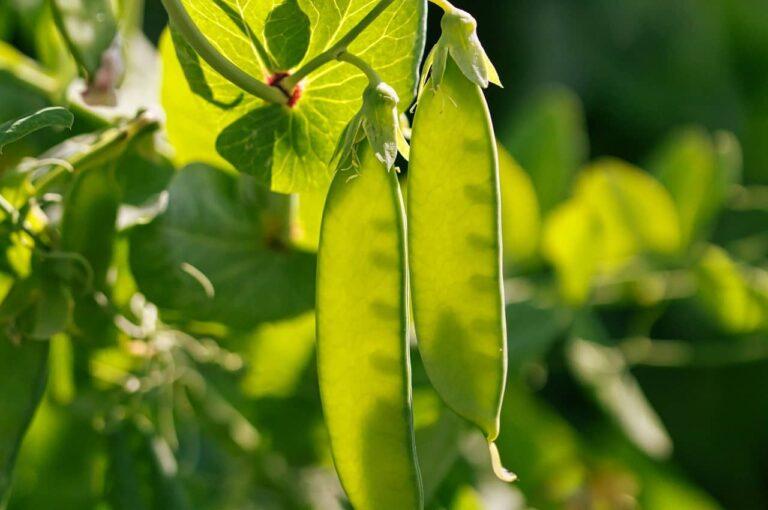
(281, 0, 395, 90)
(160, 0, 288, 105)
(428, 0, 455, 12)
(337, 52, 382, 85)
(34, 113, 160, 193)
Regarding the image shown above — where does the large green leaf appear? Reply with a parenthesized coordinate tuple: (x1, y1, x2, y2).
(0, 336, 48, 504)
(163, 0, 427, 192)
(129, 164, 316, 330)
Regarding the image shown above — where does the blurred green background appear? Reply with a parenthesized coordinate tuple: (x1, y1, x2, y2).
(1, 0, 768, 509)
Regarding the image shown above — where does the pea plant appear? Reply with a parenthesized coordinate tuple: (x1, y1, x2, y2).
(0, 0, 513, 508)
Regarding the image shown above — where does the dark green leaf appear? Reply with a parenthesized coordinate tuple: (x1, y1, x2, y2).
(264, 0, 310, 71)
(0, 335, 48, 503)
(0, 107, 73, 154)
(130, 164, 315, 329)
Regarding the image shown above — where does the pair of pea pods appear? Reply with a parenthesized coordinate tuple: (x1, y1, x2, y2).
(317, 60, 508, 509)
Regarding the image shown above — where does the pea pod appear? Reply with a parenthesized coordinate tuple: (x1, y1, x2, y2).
(408, 60, 507, 443)
(317, 144, 422, 510)
(0, 335, 49, 504)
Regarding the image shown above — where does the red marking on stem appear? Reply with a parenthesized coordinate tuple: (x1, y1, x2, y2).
(268, 72, 303, 108)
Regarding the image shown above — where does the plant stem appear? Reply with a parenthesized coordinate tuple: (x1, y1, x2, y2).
(160, 0, 288, 105)
(428, 0, 455, 13)
(281, 0, 395, 91)
(34, 112, 160, 193)
(337, 52, 382, 85)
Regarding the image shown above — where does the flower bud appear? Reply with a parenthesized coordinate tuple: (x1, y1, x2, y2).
(435, 8, 500, 89)
(361, 82, 400, 170)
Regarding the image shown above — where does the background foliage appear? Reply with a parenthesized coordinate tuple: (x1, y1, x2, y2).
(1, 0, 767, 508)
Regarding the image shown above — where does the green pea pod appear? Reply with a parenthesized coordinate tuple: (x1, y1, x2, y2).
(317, 144, 422, 510)
(0, 335, 49, 504)
(408, 60, 508, 448)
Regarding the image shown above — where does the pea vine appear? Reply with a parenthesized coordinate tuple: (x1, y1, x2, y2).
(0, 1, 514, 508)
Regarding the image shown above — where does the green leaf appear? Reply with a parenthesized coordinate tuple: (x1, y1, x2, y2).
(61, 164, 120, 290)
(169, 27, 244, 110)
(648, 128, 742, 247)
(0, 335, 48, 504)
(240, 312, 316, 399)
(0, 107, 73, 154)
(60, 163, 120, 344)
(264, 0, 311, 71)
(498, 144, 541, 273)
(50, 0, 118, 78)
(130, 164, 315, 330)
(695, 245, 768, 333)
(317, 143, 422, 510)
(504, 87, 588, 213)
(408, 60, 506, 442)
(543, 159, 681, 304)
(163, 0, 427, 192)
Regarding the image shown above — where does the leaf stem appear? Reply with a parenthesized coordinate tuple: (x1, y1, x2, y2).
(160, 0, 288, 105)
(34, 112, 160, 193)
(428, 0, 455, 13)
(337, 52, 382, 86)
(281, 0, 395, 91)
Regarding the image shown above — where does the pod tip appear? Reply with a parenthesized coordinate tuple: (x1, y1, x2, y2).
(488, 441, 517, 483)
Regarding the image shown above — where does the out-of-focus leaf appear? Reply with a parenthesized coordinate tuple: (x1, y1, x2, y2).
(0, 335, 48, 505)
(61, 162, 120, 344)
(450, 485, 483, 510)
(61, 163, 119, 290)
(7, 397, 108, 509)
(504, 86, 588, 213)
(495, 382, 585, 509)
(568, 313, 672, 459)
(498, 144, 540, 273)
(130, 164, 316, 330)
(240, 312, 315, 399)
(648, 128, 741, 247)
(505, 300, 569, 373)
(114, 131, 174, 207)
(695, 245, 768, 333)
(0, 107, 72, 154)
(543, 159, 681, 304)
(413, 388, 465, 504)
(50, 0, 117, 79)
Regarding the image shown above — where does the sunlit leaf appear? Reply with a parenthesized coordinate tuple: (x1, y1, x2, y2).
(648, 128, 741, 247)
(695, 245, 768, 333)
(498, 144, 541, 273)
(164, 0, 427, 192)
